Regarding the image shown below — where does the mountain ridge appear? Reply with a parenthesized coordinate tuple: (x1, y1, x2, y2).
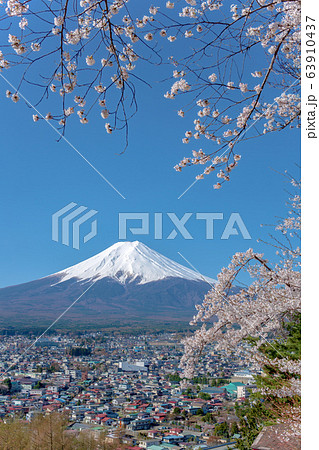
(0, 241, 215, 327)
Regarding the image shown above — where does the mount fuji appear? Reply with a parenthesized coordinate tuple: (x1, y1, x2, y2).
(0, 241, 215, 328)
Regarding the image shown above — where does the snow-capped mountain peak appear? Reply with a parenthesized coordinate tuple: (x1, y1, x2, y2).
(0, 241, 217, 325)
(56, 241, 215, 285)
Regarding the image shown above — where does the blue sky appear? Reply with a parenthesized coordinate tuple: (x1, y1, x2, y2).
(0, 6, 300, 288)
(0, 81, 300, 288)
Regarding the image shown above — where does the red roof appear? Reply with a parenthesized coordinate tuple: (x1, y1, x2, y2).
(168, 428, 182, 433)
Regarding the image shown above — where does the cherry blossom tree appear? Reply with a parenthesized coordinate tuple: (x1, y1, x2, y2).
(1, 0, 300, 176)
(179, 175, 301, 437)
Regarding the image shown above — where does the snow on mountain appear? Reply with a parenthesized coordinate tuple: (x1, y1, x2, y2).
(55, 241, 215, 286)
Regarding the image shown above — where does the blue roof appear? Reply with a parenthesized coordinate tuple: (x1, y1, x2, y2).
(148, 445, 176, 450)
(201, 387, 226, 394)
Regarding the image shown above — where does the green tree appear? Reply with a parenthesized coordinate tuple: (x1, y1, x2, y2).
(3, 378, 12, 392)
(192, 376, 209, 385)
(235, 400, 275, 450)
(214, 422, 230, 439)
(203, 413, 216, 424)
(235, 314, 301, 449)
(230, 422, 239, 436)
(69, 347, 91, 357)
(168, 373, 181, 383)
(198, 392, 211, 401)
(182, 387, 195, 399)
(181, 410, 188, 420)
(33, 380, 44, 389)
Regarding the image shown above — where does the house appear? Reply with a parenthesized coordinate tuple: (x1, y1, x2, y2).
(71, 410, 84, 421)
(43, 404, 59, 412)
(119, 416, 133, 427)
(101, 417, 114, 426)
(162, 434, 184, 444)
(194, 444, 237, 450)
(166, 427, 182, 435)
(222, 382, 245, 400)
(231, 369, 255, 384)
(18, 377, 37, 391)
(200, 387, 227, 397)
(30, 389, 45, 396)
(112, 397, 126, 406)
(188, 406, 203, 415)
(153, 413, 167, 423)
(139, 439, 161, 448)
(148, 446, 175, 450)
(147, 429, 162, 439)
(127, 417, 155, 431)
(237, 384, 248, 399)
(46, 385, 60, 394)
